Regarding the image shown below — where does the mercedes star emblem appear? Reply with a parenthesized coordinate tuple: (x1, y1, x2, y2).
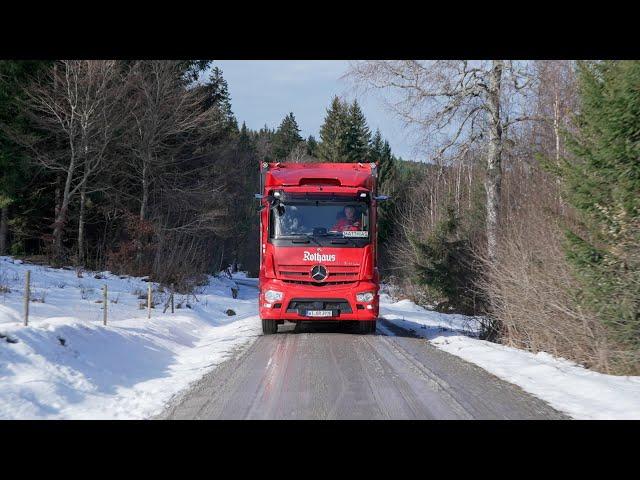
(311, 265, 328, 282)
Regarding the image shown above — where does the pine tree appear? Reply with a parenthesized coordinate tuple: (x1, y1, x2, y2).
(369, 129, 397, 245)
(272, 112, 303, 160)
(238, 121, 254, 152)
(318, 96, 349, 162)
(255, 124, 277, 162)
(560, 60, 640, 364)
(306, 135, 318, 157)
(379, 140, 396, 187)
(0, 60, 49, 255)
(344, 100, 371, 162)
(370, 129, 384, 159)
(369, 129, 396, 184)
(200, 67, 237, 134)
(180, 60, 213, 84)
(411, 205, 481, 315)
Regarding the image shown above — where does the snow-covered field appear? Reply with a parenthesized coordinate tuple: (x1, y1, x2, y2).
(0, 256, 260, 419)
(379, 293, 640, 420)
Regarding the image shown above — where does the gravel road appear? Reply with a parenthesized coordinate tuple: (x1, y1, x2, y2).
(159, 320, 566, 420)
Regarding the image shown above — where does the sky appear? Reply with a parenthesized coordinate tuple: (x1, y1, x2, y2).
(210, 60, 417, 160)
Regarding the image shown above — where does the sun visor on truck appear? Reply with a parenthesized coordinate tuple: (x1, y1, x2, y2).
(276, 189, 370, 202)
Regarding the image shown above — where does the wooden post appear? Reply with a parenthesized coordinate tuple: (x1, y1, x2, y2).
(24, 270, 30, 326)
(171, 283, 175, 314)
(147, 283, 152, 319)
(103, 284, 108, 326)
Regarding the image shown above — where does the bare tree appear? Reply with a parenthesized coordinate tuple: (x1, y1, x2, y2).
(285, 142, 315, 163)
(10, 61, 126, 262)
(123, 61, 218, 222)
(530, 61, 578, 212)
(346, 60, 536, 264)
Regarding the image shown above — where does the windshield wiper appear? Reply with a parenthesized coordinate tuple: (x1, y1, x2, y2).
(330, 235, 358, 247)
(306, 235, 323, 246)
(285, 234, 322, 246)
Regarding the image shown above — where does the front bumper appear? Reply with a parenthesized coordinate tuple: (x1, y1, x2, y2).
(259, 279, 379, 321)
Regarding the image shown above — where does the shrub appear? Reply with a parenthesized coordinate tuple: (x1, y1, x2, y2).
(481, 196, 637, 374)
(411, 206, 485, 315)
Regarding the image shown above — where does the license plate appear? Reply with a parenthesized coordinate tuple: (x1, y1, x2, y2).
(305, 310, 333, 317)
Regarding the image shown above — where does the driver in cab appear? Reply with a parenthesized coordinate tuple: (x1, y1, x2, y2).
(331, 206, 361, 232)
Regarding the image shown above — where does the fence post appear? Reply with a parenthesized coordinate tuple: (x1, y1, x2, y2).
(171, 283, 174, 314)
(23, 270, 30, 326)
(147, 283, 152, 319)
(103, 284, 108, 326)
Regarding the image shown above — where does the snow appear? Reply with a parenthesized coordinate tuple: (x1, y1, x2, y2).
(0, 256, 260, 419)
(379, 293, 640, 420)
(2, 256, 639, 420)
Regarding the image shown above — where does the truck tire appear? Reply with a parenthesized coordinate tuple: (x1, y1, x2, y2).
(262, 319, 278, 335)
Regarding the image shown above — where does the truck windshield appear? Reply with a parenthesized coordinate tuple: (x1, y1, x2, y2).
(271, 202, 370, 240)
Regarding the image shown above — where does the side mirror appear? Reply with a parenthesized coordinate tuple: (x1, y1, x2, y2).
(255, 193, 281, 211)
(374, 195, 390, 202)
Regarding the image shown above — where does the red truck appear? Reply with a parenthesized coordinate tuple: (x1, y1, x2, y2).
(256, 161, 387, 335)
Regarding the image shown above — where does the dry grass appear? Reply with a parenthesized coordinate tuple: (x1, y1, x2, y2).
(480, 199, 636, 374)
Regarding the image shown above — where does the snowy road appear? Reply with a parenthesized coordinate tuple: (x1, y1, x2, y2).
(159, 320, 567, 420)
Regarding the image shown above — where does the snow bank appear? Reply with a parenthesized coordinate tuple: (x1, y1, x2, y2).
(4, 258, 638, 420)
(0, 256, 260, 419)
(380, 294, 640, 420)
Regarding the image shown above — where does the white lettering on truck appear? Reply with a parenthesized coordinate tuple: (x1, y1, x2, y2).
(303, 251, 336, 262)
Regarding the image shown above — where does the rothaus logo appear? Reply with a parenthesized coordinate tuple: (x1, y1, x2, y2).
(303, 251, 336, 262)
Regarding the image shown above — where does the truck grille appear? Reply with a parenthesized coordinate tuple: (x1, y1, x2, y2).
(282, 279, 357, 287)
(278, 264, 360, 283)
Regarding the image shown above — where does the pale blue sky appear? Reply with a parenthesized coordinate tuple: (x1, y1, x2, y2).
(210, 60, 416, 160)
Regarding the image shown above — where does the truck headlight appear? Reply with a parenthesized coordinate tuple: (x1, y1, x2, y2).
(264, 290, 283, 303)
(356, 291, 375, 303)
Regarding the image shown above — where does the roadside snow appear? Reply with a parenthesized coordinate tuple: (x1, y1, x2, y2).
(3, 258, 639, 421)
(0, 256, 260, 419)
(379, 293, 640, 420)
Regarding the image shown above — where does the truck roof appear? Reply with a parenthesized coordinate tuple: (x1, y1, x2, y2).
(264, 162, 376, 189)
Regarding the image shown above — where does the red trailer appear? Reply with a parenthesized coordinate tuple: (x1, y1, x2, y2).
(256, 162, 387, 334)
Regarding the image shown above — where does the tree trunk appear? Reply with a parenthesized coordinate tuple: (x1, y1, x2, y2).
(484, 60, 504, 266)
(78, 183, 86, 265)
(53, 155, 76, 260)
(140, 157, 149, 221)
(54, 173, 62, 221)
(553, 92, 565, 214)
(137, 156, 150, 270)
(0, 204, 8, 255)
(468, 162, 473, 210)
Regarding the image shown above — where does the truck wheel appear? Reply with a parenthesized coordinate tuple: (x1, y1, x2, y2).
(262, 319, 278, 335)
